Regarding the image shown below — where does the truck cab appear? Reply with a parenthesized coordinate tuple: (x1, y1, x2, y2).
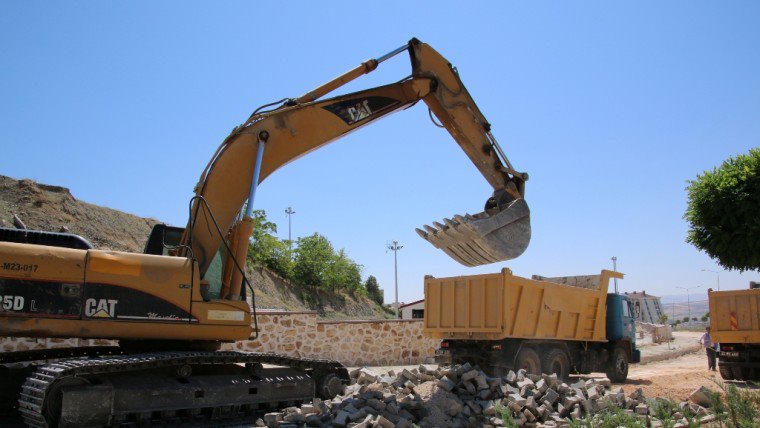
(607, 294, 640, 358)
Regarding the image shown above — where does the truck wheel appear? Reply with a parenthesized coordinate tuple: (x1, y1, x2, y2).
(718, 365, 734, 380)
(605, 346, 629, 383)
(515, 348, 541, 375)
(541, 348, 570, 380)
(732, 367, 748, 381)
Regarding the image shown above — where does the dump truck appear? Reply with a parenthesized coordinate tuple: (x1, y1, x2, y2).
(424, 268, 640, 382)
(708, 285, 760, 381)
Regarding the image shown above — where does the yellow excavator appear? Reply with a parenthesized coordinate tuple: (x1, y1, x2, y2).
(0, 38, 530, 427)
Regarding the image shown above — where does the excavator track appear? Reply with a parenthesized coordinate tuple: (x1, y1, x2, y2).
(16, 351, 349, 428)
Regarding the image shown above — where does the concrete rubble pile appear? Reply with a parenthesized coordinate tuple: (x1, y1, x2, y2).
(260, 363, 716, 428)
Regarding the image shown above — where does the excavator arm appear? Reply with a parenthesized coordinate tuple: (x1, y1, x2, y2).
(181, 39, 531, 298)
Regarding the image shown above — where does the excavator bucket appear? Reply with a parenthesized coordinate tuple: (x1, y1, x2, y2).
(416, 199, 530, 267)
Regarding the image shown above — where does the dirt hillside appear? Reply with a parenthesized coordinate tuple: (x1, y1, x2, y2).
(0, 175, 390, 319)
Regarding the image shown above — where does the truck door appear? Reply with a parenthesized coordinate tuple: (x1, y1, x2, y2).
(606, 294, 636, 341)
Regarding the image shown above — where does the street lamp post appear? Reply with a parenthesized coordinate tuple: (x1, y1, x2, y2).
(387, 241, 403, 319)
(701, 269, 720, 291)
(285, 207, 295, 252)
(676, 285, 701, 323)
(611, 256, 618, 294)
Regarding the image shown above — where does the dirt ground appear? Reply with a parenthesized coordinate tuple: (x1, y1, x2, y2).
(616, 351, 720, 400)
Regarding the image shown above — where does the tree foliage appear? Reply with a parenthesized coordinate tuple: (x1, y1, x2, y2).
(292, 233, 334, 289)
(246, 211, 373, 296)
(684, 148, 760, 272)
(247, 210, 292, 279)
(365, 275, 384, 306)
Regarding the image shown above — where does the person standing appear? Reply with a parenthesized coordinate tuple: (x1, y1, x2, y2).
(701, 326, 717, 371)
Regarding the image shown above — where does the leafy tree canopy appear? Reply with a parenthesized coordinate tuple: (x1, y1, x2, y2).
(365, 275, 384, 306)
(245, 211, 375, 297)
(685, 148, 760, 272)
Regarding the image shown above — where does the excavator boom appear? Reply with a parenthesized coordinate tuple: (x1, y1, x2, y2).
(182, 39, 531, 285)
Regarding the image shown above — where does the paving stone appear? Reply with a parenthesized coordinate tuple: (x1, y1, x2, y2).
(435, 375, 456, 392)
(461, 369, 480, 382)
(542, 388, 559, 405)
(517, 378, 536, 389)
(689, 385, 716, 408)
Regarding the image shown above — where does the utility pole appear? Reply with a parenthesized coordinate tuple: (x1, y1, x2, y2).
(285, 207, 295, 252)
(701, 269, 720, 291)
(676, 285, 700, 323)
(387, 241, 403, 319)
(611, 256, 618, 294)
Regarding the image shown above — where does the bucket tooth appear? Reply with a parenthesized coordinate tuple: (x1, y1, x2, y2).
(417, 198, 530, 266)
(415, 228, 428, 239)
(423, 225, 438, 235)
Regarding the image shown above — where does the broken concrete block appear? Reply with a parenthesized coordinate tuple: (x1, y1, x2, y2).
(333, 410, 350, 427)
(542, 388, 559, 405)
(634, 404, 649, 415)
(476, 374, 490, 390)
(523, 408, 537, 422)
(517, 378, 536, 389)
(375, 415, 395, 428)
(437, 376, 456, 392)
(481, 400, 497, 416)
(689, 385, 716, 408)
(586, 386, 599, 401)
(461, 369, 480, 382)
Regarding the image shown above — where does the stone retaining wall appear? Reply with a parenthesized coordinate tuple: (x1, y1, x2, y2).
(1, 311, 440, 366)
(223, 311, 440, 366)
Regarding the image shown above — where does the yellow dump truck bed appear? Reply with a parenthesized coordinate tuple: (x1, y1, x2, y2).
(708, 288, 760, 344)
(423, 268, 622, 342)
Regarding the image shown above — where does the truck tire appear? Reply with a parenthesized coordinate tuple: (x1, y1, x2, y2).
(605, 346, 629, 383)
(732, 367, 749, 381)
(515, 347, 541, 375)
(718, 365, 734, 381)
(541, 348, 570, 380)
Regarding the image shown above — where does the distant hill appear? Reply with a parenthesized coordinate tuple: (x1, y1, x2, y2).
(0, 175, 391, 320)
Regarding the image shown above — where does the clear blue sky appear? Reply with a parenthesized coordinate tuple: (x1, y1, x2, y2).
(2, 2, 759, 305)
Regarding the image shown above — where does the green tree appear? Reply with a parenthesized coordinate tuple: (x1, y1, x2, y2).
(325, 249, 363, 293)
(701, 313, 709, 322)
(365, 275, 384, 306)
(247, 210, 293, 279)
(657, 313, 668, 324)
(683, 316, 690, 323)
(685, 148, 760, 272)
(292, 233, 334, 289)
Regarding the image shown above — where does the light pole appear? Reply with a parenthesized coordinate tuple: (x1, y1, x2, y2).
(701, 269, 720, 291)
(387, 241, 403, 318)
(285, 207, 295, 252)
(676, 285, 701, 323)
(611, 256, 618, 294)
